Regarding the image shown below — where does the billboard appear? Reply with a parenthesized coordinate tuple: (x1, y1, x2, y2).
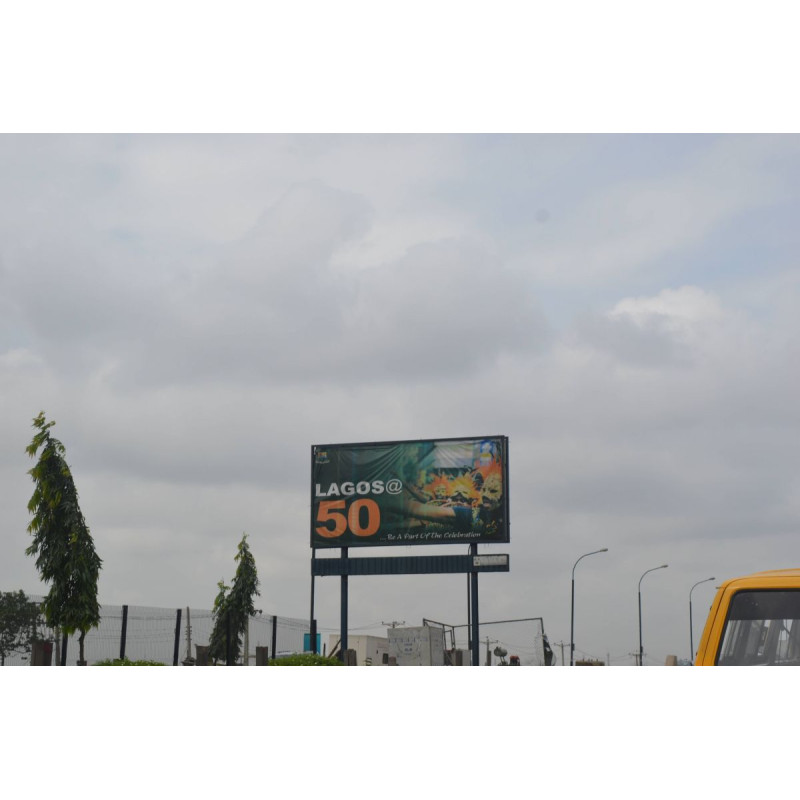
(311, 436, 508, 548)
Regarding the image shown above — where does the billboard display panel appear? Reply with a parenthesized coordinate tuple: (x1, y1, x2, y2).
(311, 436, 508, 548)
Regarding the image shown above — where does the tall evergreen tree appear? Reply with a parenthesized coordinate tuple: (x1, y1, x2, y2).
(208, 579, 230, 665)
(25, 412, 102, 664)
(208, 533, 260, 664)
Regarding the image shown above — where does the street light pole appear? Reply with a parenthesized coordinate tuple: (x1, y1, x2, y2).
(689, 577, 715, 663)
(638, 564, 668, 667)
(570, 548, 608, 666)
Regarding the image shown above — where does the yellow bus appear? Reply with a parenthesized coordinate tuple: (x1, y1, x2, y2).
(695, 569, 800, 665)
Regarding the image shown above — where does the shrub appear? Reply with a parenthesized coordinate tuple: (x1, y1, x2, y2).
(268, 653, 342, 666)
(94, 657, 165, 666)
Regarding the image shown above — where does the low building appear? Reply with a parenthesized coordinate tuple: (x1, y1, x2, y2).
(388, 625, 446, 666)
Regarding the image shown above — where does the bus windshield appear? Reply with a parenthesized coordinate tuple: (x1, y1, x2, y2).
(717, 590, 800, 665)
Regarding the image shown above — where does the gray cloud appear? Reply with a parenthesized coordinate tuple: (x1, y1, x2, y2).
(569, 311, 691, 367)
(3, 134, 800, 670)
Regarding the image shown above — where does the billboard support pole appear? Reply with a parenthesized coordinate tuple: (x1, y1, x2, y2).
(340, 546, 348, 660)
(470, 543, 480, 667)
(466, 570, 471, 651)
(310, 547, 317, 654)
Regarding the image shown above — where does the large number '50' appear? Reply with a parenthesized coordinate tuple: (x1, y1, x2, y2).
(316, 499, 381, 538)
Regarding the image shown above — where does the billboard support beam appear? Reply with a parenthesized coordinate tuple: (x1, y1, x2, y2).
(313, 551, 510, 668)
(309, 546, 317, 654)
(340, 546, 348, 660)
(467, 570, 472, 652)
(312, 554, 509, 576)
(470, 543, 480, 668)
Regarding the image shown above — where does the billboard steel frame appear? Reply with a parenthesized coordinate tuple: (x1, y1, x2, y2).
(309, 436, 510, 667)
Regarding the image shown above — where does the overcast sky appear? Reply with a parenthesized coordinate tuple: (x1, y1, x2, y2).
(2, 133, 799, 665)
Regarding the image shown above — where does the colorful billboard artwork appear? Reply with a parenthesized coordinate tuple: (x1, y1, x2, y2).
(311, 436, 509, 548)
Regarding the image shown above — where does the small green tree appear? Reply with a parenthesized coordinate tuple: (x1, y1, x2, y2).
(207, 579, 230, 665)
(0, 590, 43, 666)
(208, 533, 260, 664)
(25, 412, 102, 664)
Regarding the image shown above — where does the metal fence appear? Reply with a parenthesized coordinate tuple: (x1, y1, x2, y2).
(424, 616, 551, 666)
(3, 594, 310, 666)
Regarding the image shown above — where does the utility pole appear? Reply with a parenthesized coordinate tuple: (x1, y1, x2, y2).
(382, 620, 405, 628)
(183, 607, 192, 664)
(485, 637, 498, 666)
(553, 640, 568, 666)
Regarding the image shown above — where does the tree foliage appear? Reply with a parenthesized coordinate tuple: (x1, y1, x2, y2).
(25, 412, 102, 663)
(207, 579, 231, 665)
(0, 590, 43, 666)
(208, 533, 260, 664)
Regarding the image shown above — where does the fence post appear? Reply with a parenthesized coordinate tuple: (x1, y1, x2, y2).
(173, 608, 182, 666)
(61, 632, 68, 666)
(310, 619, 317, 654)
(271, 615, 277, 662)
(256, 646, 269, 665)
(31, 640, 53, 666)
(120, 604, 128, 661)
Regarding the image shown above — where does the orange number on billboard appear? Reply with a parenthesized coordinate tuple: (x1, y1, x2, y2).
(348, 498, 380, 537)
(315, 500, 347, 538)
(316, 498, 380, 538)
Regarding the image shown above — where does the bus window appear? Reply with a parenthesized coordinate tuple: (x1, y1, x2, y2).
(717, 590, 800, 665)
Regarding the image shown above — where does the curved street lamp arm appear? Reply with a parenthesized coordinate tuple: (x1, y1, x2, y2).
(572, 548, 609, 580)
(691, 577, 716, 594)
(639, 563, 669, 591)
